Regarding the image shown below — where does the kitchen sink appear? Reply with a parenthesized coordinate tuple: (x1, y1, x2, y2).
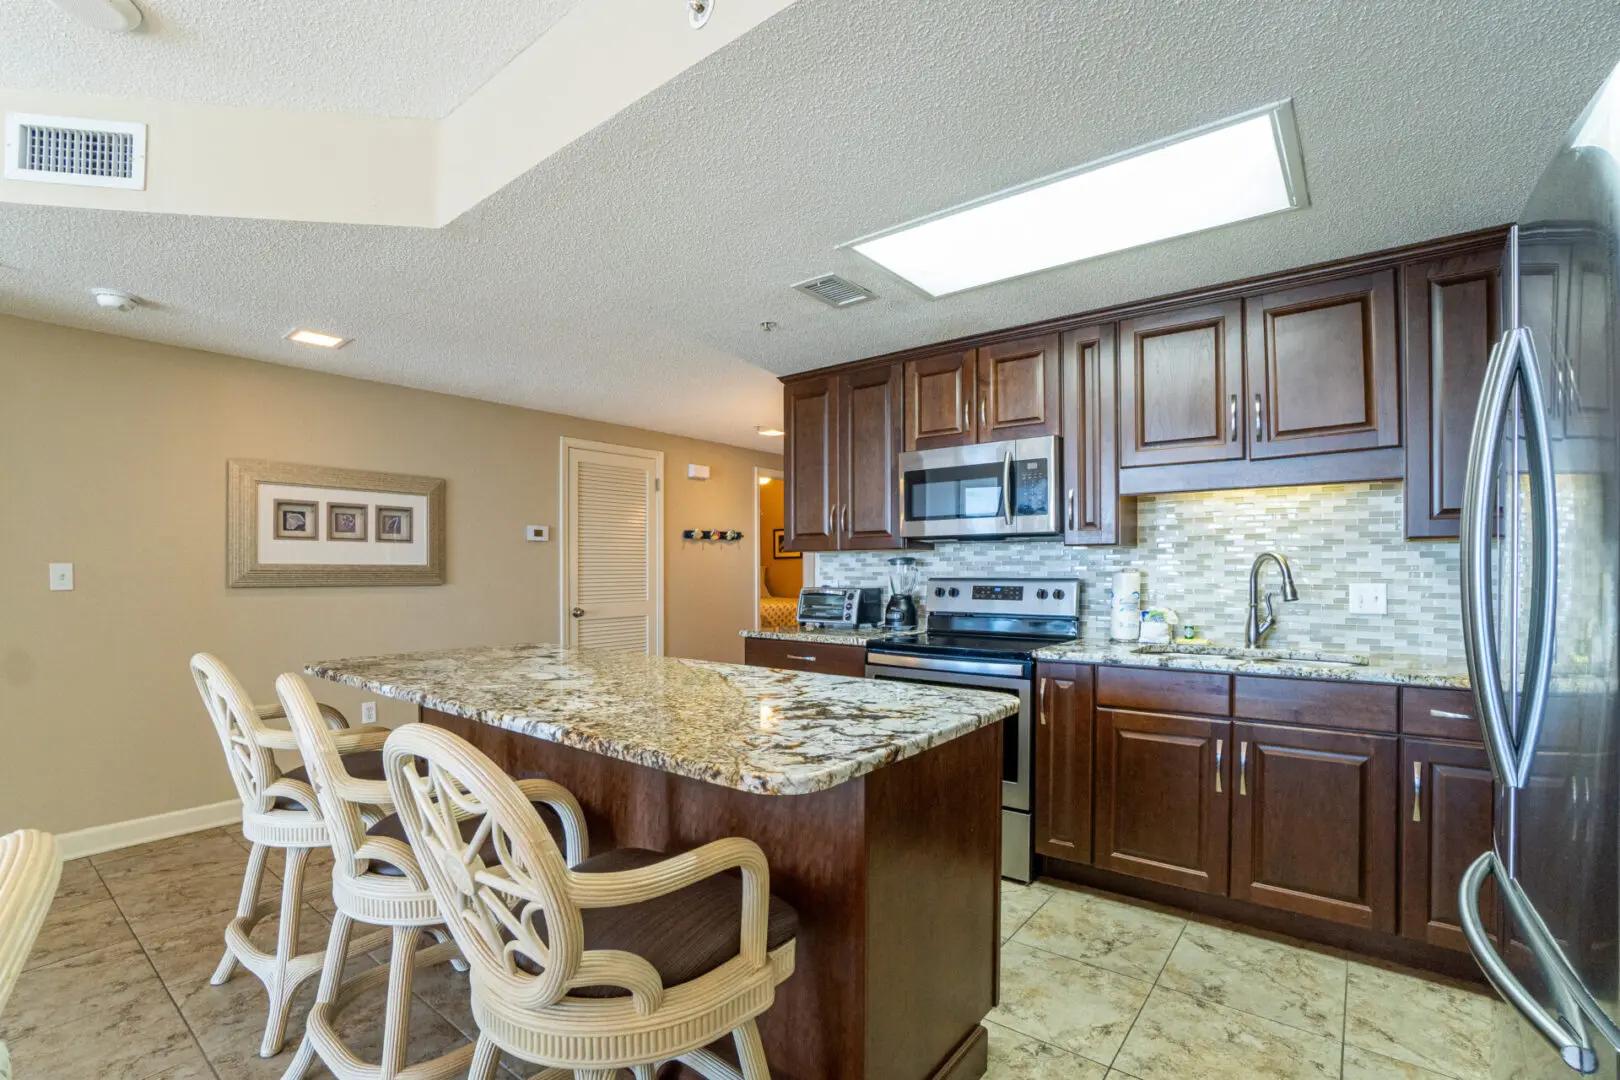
(1131, 644, 1369, 667)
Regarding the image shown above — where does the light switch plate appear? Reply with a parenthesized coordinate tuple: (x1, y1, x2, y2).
(360, 701, 378, 724)
(48, 563, 73, 591)
(1348, 582, 1387, 615)
(525, 525, 550, 542)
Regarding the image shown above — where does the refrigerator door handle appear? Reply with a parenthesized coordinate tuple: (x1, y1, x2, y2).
(1461, 332, 1518, 784)
(1460, 852, 1600, 1074)
(1460, 327, 1559, 789)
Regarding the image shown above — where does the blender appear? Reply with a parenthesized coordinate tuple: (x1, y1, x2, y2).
(884, 557, 920, 630)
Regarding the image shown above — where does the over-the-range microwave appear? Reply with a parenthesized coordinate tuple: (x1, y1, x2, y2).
(898, 435, 1061, 540)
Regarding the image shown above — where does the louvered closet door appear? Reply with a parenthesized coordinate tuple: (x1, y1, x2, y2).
(564, 444, 662, 654)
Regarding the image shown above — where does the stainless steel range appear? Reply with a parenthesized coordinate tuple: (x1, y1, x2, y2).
(864, 576, 1081, 882)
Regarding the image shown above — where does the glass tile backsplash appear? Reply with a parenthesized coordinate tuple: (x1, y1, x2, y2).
(814, 481, 1464, 665)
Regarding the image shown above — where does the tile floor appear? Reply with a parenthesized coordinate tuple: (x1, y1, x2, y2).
(3, 827, 1507, 1080)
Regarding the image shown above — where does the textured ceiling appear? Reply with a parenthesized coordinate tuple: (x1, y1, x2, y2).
(3, 0, 1620, 451)
(4, 0, 581, 117)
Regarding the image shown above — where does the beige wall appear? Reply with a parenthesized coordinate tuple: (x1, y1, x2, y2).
(0, 316, 781, 835)
(757, 477, 801, 597)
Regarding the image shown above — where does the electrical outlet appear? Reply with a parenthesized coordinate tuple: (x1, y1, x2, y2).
(360, 701, 378, 724)
(1348, 583, 1387, 615)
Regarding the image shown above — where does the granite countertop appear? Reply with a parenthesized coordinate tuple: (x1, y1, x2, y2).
(741, 627, 916, 646)
(1032, 641, 1470, 690)
(306, 644, 1017, 796)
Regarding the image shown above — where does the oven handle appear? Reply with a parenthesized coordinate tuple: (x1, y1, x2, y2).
(864, 654, 1029, 679)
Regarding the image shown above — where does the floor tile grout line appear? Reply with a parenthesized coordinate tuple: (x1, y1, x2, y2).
(1104, 921, 1186, 1071)
(87, 859, 225, 1080)
(1340, 957, 1351, 1079)
(983, 1016, 1113, 1074)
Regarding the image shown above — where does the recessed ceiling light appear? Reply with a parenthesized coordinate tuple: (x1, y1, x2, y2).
(846, 101, 1308, 298)
(285, 329, 349, 349)
(756, 426, 785, 437)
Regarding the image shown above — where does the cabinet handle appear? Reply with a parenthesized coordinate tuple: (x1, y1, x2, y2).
(1238, 740, 1249, 796)
(1412, 760, 1423, 823)
(1430, 709, 1473, 721)
(785, 654, 817, 662)
(1214, 738, 1224, 794)
(980, 396, 988, 430)
(1228, 394, 1238, 440)
(1038, 678, 1049, 725)
(1253, 394, 1264, 442)
(1066, 488, 1076, 531)
(840, 504, 848, 534)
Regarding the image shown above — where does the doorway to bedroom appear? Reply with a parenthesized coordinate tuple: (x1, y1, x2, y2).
(754, 467, 800, 630)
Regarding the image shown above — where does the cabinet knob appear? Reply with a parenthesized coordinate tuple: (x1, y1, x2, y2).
(571, 607, 585, 618)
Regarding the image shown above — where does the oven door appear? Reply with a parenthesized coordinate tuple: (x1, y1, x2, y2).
(899, 436, 1060, 539)
(864, 654, 1033, 879)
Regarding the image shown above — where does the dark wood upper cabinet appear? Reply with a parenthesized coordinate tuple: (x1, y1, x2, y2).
(1229, 721, 1398, 932)
(1035, 664, 1093, 863)
(979, 334, 1060, 441)
(839, 362, 903, 549)
(1061, 325, 1134, 546)
(904, 349, 977, 451)
(1401, 737, 1496, 952)
(783, 375, 839, 552)
(1244, 270, 1400, 460)
(1403, 246, 1504, 538)
(1118, 300, 1246, 468)
(1094, 708, 1231, 894)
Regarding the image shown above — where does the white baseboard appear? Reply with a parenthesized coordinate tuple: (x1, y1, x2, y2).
(56, 799, 241, 861)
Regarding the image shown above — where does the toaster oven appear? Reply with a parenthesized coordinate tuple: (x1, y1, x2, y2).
(797, 587, 884, 629)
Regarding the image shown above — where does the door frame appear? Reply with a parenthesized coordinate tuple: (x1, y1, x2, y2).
(753, 466, 785, 630)
(558, 437, 666, 655)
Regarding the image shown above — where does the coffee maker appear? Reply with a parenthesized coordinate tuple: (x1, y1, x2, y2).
(884, 557, 920, 630)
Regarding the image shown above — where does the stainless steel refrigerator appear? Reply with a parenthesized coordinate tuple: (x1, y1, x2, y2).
(1459, 58, 1620, 1077)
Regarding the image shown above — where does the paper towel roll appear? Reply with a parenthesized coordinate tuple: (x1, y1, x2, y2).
(1110, 569, 1142, 641)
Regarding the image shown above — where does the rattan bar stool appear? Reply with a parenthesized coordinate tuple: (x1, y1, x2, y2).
(275, 673, 590, 1080)
(0, 828, 62, 1078)
(191, 653, 391, 1058)
(382, 723, 799, 1080)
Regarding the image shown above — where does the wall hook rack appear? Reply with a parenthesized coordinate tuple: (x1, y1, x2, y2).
(682, 529, 744, 541)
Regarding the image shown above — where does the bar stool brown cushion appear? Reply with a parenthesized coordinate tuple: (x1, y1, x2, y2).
(362, 801, 568, 877)
(273, 751, 387, 811)
(516, 847, 799, 997)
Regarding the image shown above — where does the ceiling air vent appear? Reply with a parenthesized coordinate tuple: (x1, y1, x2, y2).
(4, 113, 147, 190)
(792, 273, 875, 308)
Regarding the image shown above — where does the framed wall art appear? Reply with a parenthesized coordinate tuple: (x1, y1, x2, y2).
(227, 460, 446, 587)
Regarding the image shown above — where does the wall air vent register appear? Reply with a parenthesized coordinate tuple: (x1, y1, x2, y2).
(4, 113, 147, 190)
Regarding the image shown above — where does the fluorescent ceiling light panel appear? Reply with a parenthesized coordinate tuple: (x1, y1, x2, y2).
(848, 103, 1308, 297)
(285, 328, 349, 348)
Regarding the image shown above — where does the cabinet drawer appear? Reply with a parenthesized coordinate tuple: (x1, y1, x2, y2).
(743, 638, 866, 678)
(1233, 676, 1397, 733)
(1401, 688, 1479, 741)
(1097, 667, 1230, 716)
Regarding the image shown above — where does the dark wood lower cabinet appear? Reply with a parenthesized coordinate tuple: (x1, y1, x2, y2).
(1094, 709, 1230, 894)
(1034, 665, 1093, 863)
(1401, 738, 1496, 952)
(1229, 721, 1398, 932)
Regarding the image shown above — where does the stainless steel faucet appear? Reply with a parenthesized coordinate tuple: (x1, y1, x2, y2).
(1246, 552, 1299, 648)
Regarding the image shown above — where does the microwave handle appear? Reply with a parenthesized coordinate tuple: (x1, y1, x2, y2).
(1002, 449, 1014, 524)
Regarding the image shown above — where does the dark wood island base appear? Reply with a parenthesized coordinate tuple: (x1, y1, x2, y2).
(425, 708, 1003, 1080)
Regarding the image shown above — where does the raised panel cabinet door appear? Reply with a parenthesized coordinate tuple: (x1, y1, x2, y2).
(1244, 270, 1400, 460)
(1230, 721, 1398, 932)
(1400, 738, 1496, 952)
(979, 334, 1061, 441)
(904, 349, 978, 450)
(1061, 325, 1135, 546)
(839, 362, 903, 549)
(1094, 708, 1231, 894)
(1402, 247, 1504, 538)
(1118, 300, 1246, 468)
(783, 376, 839, 552)
(1034, 665, 1093, 863)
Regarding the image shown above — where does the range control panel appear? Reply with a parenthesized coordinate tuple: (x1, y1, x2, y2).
(926, 577, 1081, 618)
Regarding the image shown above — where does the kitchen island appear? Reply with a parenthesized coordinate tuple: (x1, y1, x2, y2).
(308, 644, 1019, 1080)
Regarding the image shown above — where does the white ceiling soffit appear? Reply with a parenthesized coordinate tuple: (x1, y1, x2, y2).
(0, 0, 800, 227)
